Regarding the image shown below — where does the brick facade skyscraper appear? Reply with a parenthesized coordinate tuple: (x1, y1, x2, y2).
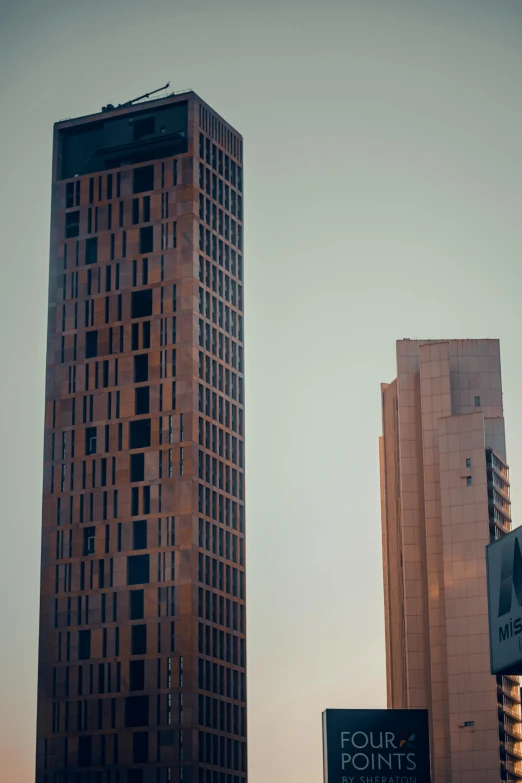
(380, 340, 521, 783)
(36, 91, 246, 783)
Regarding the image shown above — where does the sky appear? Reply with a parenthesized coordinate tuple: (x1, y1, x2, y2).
(1, 0, 522, 781)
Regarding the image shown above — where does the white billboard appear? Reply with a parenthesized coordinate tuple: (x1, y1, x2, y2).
(486, 526, 522, 675)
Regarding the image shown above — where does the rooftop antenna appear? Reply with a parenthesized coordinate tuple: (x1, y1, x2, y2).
(118, 82, 171, 109)
(102, 82, 171, 112)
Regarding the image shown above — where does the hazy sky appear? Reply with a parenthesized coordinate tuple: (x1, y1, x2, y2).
(2, 0, 522, 781)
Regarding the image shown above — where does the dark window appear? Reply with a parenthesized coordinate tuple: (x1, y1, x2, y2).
(78, 736, 92, 767)
(78, 629, 91, 660)
(131, 624, 147, 655)
(466, 458, 472, 468)
(142, 320, 150, 347)
(83, 526, 95, 556)
(139, 226, 153, 254)
(143, 196, 151, 223)
(131, 453, 145, 482)
(159, 730, 174, 747)
(65, 210, 80, 238)
(129, 660, 145, 691)
(467, 476, 473, 486)
(131, 289, 153, 319)
(125, 695, 149, 727)
(85, 426, 97, 455)
(135, 386, 150, 415)
(130, 419, 151, 449)
(130, 589, 144, 620)
(127, 554, 150, 585)
(128, 770, 143, 783)
(133, 519, 147, 550)
(85, 237, 98, 265)
(133, 165, 154, 194)
(133, 731, 149, 763)
(132, 322, 139, 350)
(475, 396, 481, 406)
(133, 117, 155, 140)
(66, 182, 75, 209)
(86, 331, 98, 359)
(132, 199, 140, 225)
(134, 354, 148, 383)
(132, 487, 139, 516)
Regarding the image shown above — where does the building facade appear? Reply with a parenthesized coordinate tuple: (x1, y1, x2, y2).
(380, 339, 521, 783)
(36, 91, 246, 783)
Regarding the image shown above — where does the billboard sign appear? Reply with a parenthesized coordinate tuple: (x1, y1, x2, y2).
(486, 526, 522, 675)
(322, 709, 431, 783)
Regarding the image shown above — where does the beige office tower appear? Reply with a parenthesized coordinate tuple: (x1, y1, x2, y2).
(380, 339, 522, 783)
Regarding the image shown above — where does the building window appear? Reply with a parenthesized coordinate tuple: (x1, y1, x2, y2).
(135, 386, 150, 415)
(133, 165, 154, 194)
(131, 289, 153, 319)
(133, 731, 149, 764)
(133, 116, 155, 140)
(466, 476, 473, 486)
(128, 554, 150, 585)
(85, 237, 98, 265)
(466, 458, 472, 468)
(65, 210, 80, 238)
(475, 396, 481, 406)
(85, 331, 98, 359)
(83, 527, 95, 556)
(85, 426, 97, 455)
(130, 453, 145, 483)
(125, 695, 149, 727)
(143, 196, 151, 223)
(129, 660, 145, 691)
(134, 354, 148, 383)
(131, 487, 139, 515)
(132, 199, 140, 225)
(66, 182, 75, 209)
(78, 736, 92, 767)
(129, 419, 151, 449)
(131, 624, 147, 655)
(140, 226, 153, 254)
(133, 519, 148, 550)
(130, 589, 145, 620)
(78, 630, 91, 660)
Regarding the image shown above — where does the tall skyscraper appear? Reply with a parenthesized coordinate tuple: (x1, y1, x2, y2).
(380, 339, 521, 783)
(36, 91, 246, 783)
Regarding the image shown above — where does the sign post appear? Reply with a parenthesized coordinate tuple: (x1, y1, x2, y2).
(486, 526, 522, 675)
(322, 709, 431, 783)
